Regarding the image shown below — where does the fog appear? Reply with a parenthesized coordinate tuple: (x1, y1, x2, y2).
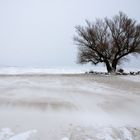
(0, 0, 140, 68)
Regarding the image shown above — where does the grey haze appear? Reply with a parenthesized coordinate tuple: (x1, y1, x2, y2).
(0, 0, 140, 69)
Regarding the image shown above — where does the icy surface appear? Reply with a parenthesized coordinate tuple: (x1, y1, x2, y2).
(0, 74, 140, 140)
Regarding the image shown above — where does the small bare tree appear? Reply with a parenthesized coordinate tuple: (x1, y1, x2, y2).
(74, 12, 140, 73)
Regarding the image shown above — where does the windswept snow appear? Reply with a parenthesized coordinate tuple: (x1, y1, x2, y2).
(121, 75, 140, 83)
(0, 74, 140, 140)
(1, 127, 135, 140)
(60, 126, 140, 140)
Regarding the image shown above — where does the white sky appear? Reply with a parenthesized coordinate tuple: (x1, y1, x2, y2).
(0, 0, 140, 68)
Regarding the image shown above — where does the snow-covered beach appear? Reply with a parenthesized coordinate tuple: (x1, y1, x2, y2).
(0, 73, 140, 140)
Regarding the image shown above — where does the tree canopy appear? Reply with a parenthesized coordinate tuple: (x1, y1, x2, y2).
(74, 12, 140, 73)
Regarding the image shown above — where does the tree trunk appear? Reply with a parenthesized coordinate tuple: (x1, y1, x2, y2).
(105, 61, 113, 73)
(112, 60, 117, 72)
(105, 60, 117, 73)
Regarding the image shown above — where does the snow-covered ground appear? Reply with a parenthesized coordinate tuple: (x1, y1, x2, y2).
(121, 75, 140, 83)
(0, 67, 97, 74)
(0, 67, 85, 74)
(0, 66, 139, 75)
(0, 74, 140, 140)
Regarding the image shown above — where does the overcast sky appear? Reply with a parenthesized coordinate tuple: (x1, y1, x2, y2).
(0, 0, 140, 68)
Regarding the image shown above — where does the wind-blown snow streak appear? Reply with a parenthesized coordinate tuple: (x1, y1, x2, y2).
(0, 74, 140, 140)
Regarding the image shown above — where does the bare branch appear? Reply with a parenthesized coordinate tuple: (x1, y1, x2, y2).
(73, 12, 140, 73)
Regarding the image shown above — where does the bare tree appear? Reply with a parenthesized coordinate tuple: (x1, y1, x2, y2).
(74, 12, 140, 73)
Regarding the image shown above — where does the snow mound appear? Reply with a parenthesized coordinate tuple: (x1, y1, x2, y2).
(0, 128, 14, 140)
(0, 128, 37, 140)
(61, 137, 69, 140)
